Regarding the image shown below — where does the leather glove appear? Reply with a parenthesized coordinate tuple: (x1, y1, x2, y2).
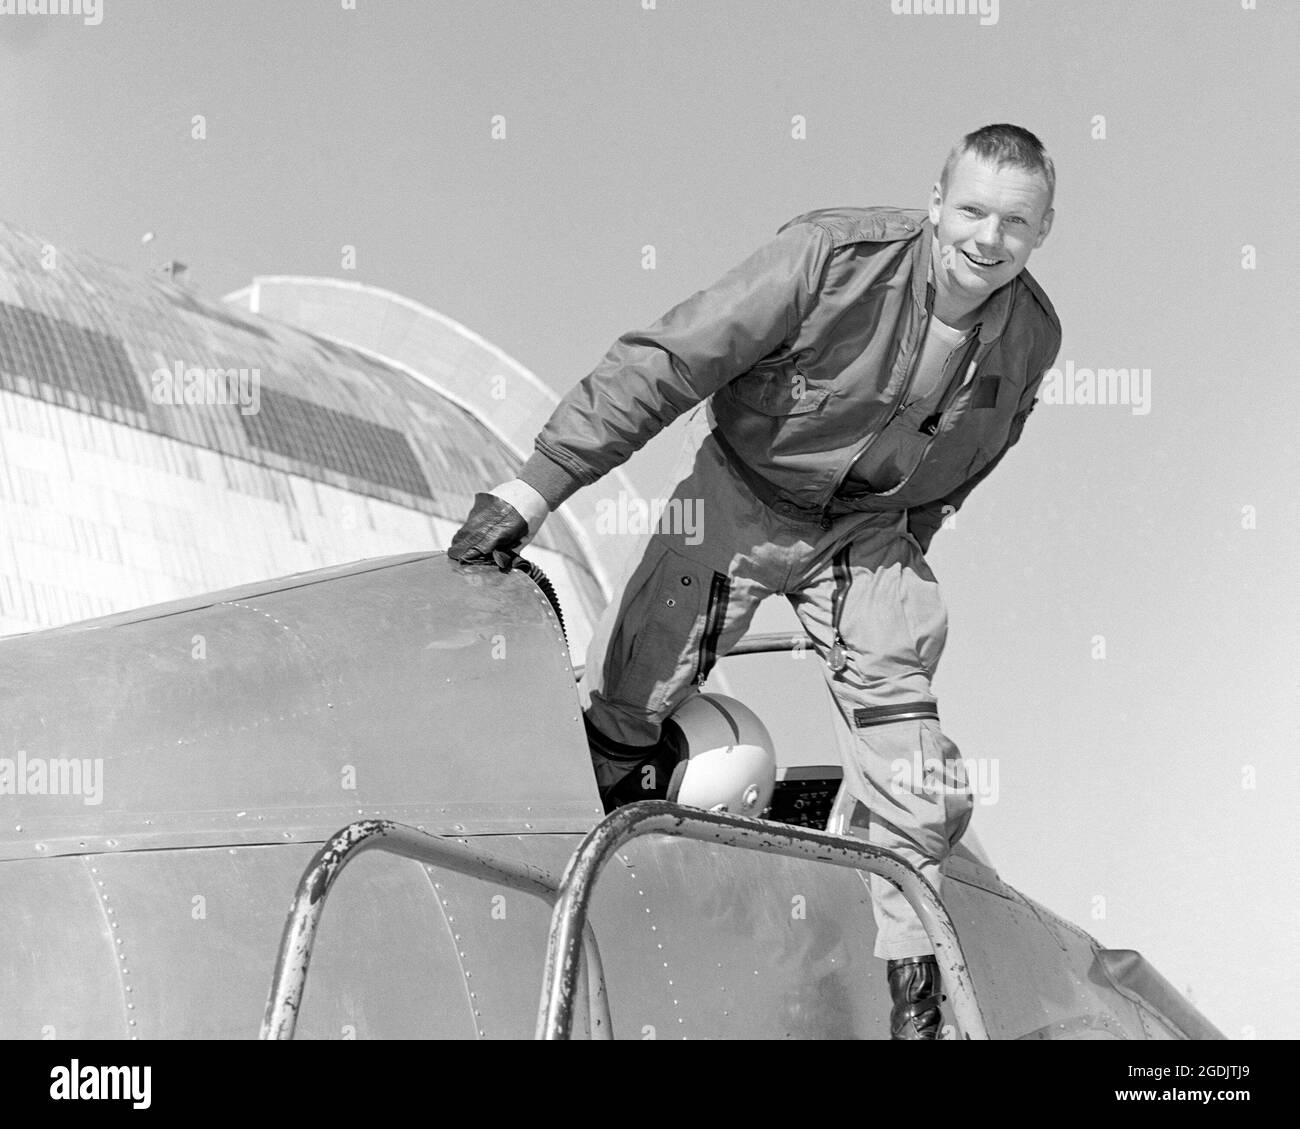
(448, 480, 549, 571)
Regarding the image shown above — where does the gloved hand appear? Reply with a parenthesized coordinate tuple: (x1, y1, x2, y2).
(448, 479, 549, 571)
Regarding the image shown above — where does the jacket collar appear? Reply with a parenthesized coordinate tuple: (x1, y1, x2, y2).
(912, 217, 1014, 344)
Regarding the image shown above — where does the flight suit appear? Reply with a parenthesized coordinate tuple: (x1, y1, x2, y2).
(513, 206, 1059, 959)
(581, 404, 972, 960)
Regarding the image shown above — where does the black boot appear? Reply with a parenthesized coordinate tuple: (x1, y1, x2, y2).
(886, 955, 945, 1040)
(585, 714, 687, 813)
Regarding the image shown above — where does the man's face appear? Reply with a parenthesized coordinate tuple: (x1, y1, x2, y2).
(928, 151, 1054, 303)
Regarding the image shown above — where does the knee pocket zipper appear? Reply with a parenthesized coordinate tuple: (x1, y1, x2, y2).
(827, 544, 852, 674)
(695, 571, 731, 687)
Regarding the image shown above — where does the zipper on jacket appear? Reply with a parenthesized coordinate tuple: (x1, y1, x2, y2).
(694, 571, 731, 687)
(819, 278, 938, 530)
(820, 300, 987, 529)
(919, 327, 983, 436)
(826, 545, 852, 673)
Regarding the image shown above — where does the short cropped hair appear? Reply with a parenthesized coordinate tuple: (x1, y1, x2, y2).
(939, 123, 1055, 212)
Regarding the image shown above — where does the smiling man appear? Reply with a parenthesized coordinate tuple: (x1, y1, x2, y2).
(450, 123, 1060, 1040)
(932, 140, 1054, 327)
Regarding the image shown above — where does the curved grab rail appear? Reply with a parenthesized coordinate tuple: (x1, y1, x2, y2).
(536, 801, 987, 1040)
(262, 819, 610, 1039)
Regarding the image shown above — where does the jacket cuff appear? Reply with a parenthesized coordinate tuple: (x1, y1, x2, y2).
(519, 449, 586, 510)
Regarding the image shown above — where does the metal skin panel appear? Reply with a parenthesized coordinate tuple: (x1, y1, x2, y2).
(0, 857, 127, 1039)
(0, 832, 895, 1040)
(0, 829, 1210, 1040)
(0, 554, 601, 859)
(0, 550, 1222, 1040)
(0, 845, 489, 1039)
(401, 834, 600, 1041)
(1092, 948, 1220, 1041)
(942, 880, 1156, 1040)
(421, 834, 894, 1040)
(584, 837, 893, 1040)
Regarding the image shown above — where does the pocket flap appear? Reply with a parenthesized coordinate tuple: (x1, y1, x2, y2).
(727, 368, 830, 417)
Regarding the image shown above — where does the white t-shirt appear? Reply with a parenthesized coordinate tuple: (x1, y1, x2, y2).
(843, 315, 974, 493)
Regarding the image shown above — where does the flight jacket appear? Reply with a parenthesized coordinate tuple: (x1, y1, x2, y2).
(518, 206, 1062, 552)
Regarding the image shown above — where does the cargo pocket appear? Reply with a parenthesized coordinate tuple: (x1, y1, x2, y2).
(897, 534, 948, 677)
(854, 716, 950, 860)
(608, 545, 728, 715)
(919, 720, 973, 850)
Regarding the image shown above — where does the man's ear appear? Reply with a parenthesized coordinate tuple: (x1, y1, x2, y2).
(1034, 207, 1054, 248)
(927, 181, 944, 227)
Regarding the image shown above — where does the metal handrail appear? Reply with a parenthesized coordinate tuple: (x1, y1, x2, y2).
(536, 800, 988, 1040)
(261, 819, 611, 1039)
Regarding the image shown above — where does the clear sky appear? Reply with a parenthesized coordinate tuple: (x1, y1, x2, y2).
(2, 0, 1296, 1039)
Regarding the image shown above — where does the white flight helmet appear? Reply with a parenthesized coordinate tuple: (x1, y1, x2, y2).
(664, 693, 777, 816)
